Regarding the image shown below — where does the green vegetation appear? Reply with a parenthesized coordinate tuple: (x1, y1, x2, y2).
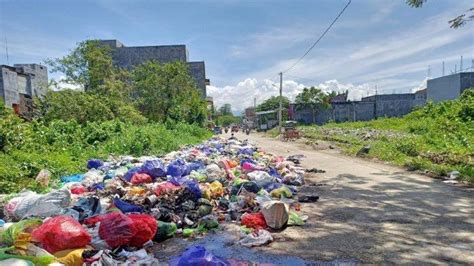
(0, 40, 213, 193)
(45, 40, 208, 126)
(294, 87, 335, 124)
(216, 115, 241, 127)
(301, 89, 474, 182)
(0, 107, 211, 193)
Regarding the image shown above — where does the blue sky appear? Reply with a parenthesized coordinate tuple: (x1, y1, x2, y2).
(1, 0, 473, 112)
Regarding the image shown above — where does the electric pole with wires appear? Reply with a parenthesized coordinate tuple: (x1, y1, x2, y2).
(278, 72, 283, 133)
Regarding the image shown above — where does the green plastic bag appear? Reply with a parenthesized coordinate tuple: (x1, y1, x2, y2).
(288, 211, 305, 226)
(2, 219, 42, 246)
(0, 247, 54, 266)
(155, 221, 177, 241)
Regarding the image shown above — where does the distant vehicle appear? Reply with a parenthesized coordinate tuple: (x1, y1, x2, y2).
(231, 125, 239, 132)
(213, 126, 222, 134)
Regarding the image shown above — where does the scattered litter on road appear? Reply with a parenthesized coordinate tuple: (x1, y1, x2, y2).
(0, 137, 315, 264)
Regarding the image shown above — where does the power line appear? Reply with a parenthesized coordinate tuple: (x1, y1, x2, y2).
(281, 0, 352, 74)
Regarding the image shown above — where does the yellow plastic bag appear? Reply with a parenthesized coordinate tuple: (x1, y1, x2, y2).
(209, 181, 224, 198)
(53, 248, 85, 266)
(128, 187, 146, 196)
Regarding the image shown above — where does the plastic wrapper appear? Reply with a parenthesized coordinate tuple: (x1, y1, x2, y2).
(169, 245, 230, 266)
(4, 189, 71, 221)
(240, 212, 267, 229)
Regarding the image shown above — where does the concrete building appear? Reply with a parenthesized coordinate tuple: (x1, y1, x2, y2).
(99, 40, 209, 98)
(0, 64, 48, 117)
(427, 72, 474, 102)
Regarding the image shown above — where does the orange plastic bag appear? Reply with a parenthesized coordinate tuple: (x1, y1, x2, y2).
(241, 212, 267, 229)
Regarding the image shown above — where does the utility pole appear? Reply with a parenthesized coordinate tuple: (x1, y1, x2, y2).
(442, 61, 445, 76)
(427, 65, 431, 77)
(278, 72, 283, 134)
(460, 55, 463, 72)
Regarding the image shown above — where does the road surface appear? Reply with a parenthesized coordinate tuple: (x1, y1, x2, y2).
(232, 131, 474, 264)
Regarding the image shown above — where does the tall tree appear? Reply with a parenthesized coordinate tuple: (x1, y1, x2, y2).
(295, 87, 331, 124)
(256, 96, 290, 121)
(132, 61, 207, 125)
(407, 0, 473, 28)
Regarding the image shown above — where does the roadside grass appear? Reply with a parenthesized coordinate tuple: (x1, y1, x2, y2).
(299, 89, 474, 183)
(0, 115, 212, 193)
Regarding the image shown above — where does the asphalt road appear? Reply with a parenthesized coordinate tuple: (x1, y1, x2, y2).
(230, 131, 474, 264)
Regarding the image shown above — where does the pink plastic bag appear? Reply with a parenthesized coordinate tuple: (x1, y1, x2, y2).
(128, 214, 157, 247)
(130, 173, 152, 185)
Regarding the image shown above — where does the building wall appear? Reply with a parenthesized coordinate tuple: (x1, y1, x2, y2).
(460, 72, 474, 94)
(110, 45, 188, 68)
(100, 40, 207, 98)
(187, 61, 207, 98)
(294, 91, 427, 125)
(0, 67, 20, 107)
(14, 64, 48, 98)
(427, 73, 461, 102)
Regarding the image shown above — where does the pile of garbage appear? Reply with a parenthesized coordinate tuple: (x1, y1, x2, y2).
(0, 137, 311, 265)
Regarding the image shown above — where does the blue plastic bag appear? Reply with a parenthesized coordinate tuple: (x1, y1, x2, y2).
(185, 180, 202, 199)
(168, 175, 189, 186)
(123, 167, 142, 182)
(187, 161, 204, 172)
(169, 245, 230, 266)
(268, 167, 281, 179)
(87, 159, 104, 169)
(61, 174, 84, 184)
(238, 148, 254, 155)
(264, 182, 282, 192)
(167, 159, 188, 177)
(141, 160, 166, 179)
(113, 198, 143, 213)
(240, 158, 256, 167)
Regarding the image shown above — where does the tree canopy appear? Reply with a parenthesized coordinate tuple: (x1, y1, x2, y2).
(295, 87, 332, 124)
(406, 0, 473, 28)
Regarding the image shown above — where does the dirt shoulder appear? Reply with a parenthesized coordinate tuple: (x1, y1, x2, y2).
(232, 132, 474, 264)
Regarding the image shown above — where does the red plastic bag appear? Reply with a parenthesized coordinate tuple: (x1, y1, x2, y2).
(241, 212, 267, 229)
(130, 173, 152, 185)
(71, 185, 88, 194)
(32, 215, 91, 253)
(128, 214, 157, 247)
(98, 212, 137, 248)
(154, 182, 180, 196)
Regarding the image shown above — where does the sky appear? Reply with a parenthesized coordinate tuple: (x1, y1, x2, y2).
(0, 0, 473, 113)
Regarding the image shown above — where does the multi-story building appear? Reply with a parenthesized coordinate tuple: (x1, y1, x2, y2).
(0, 64, 48, 118)
(99, 40, 209, 98)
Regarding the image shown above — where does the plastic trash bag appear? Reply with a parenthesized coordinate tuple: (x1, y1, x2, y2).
(260, 200, 289, 230)
(209, 181, 224, 198)
(239, 229, 273, 247)
(87, 159, 104, 169)
(141, 159, 166, 179)
(60, 173, 84, 184)
(82, 169, 104, 187)
(123, 167, 142, 182)
(4, 189, 71, 221)
(184, 179, 202, 199)
(205, 164, 223, 179)
(69, 197, 102, 222)
(128, 214, 157, 247)
(0, 258, 34, 266)
(248, 171, 275, 187)
(2, 219, 42, 247)
(154, 182, 180, 196)
(53, 248, 84, 266)
(70, 184, 88, 195)
(167, 159, 189, 177)
(240, 212, 267, 229)
(288, 211, 306, 226)
(35, 169, 51, 187)
(270, 186, 293, 198)
(169, 245, 230, 266)
(31, 215, 91, 253)
(113, 198, 143, 213)
(130, 173, 152, 185)
(98, 212, 136, 248)
(154, 221, 177, 242)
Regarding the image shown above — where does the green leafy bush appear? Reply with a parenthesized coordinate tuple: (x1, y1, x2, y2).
(0, 110, 211, 193)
